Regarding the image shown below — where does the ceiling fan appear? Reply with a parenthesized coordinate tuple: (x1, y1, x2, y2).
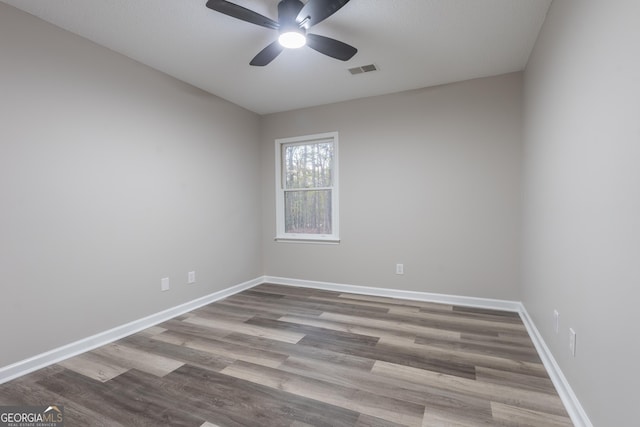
(206, 0, 357, 66)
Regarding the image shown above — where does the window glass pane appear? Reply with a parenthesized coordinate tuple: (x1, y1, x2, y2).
(285, 190, 332, 234)
(284, 142, 333, 189)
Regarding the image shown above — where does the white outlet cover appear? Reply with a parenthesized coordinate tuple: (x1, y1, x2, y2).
(569, 328, 576, 356)
(553, 310, 559, 333)
(161, 277, 170, 291)
(188, 271, 196, 284)
(396, 264, 404, 275)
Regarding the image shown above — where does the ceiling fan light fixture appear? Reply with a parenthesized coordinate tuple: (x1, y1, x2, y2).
(278, 30, 306, 49)
(206, 0, 357, 66)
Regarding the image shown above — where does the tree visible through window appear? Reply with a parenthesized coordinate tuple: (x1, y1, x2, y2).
(276, 132, 339, 241)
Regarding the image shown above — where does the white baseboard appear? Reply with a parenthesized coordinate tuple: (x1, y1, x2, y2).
(0, 274, 592, 427)
(519, 306, 593, 427)
(263, 276, 522, 312)
(0, 276, 263, 385)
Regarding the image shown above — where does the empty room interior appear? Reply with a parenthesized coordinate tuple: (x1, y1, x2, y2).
(0, 1, 637, 426)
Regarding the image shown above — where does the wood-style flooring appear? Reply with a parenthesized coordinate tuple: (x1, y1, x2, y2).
(0, 284, 573, 426)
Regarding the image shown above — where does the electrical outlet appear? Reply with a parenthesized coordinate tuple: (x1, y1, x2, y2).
(188, 271, 196, 284)
(161, 277, 170, 292)
(395, 263, 404, 275)
(569, 328, 576, 356)
(553, 310, 559, 333)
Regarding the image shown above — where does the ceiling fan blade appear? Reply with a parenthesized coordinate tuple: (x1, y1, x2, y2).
(250, 41, 285, 66)
(206, 0, 279, 30)
(306, 33, 357, 61)
(296, 0, 350, 29)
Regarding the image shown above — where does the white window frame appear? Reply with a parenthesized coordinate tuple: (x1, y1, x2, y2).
(275, 131, 339, 243)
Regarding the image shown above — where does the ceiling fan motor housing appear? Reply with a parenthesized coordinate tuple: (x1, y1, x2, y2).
(278, 0, 305, 28)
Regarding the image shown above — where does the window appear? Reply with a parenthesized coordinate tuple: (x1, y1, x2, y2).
(275, 132, 339, 242)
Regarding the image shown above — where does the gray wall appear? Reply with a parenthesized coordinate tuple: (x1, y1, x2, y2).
(261, 73, 523, 300)
(6, 3, 631, 423)
(522, 0, 640, 425)
(0, 4, 262, 367)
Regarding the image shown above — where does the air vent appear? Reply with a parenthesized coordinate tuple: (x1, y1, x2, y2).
(348, 64, 378, 75)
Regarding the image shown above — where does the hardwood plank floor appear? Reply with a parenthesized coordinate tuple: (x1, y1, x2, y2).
(0, 284, 573, 426)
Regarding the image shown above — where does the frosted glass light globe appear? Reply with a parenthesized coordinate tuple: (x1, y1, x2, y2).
(278, 31, 306, 49)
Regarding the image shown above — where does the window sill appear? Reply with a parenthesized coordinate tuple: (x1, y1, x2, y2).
(274, 237, 340, 245)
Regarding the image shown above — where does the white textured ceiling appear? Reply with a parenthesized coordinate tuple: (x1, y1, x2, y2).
(1, 0, 551, 114)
